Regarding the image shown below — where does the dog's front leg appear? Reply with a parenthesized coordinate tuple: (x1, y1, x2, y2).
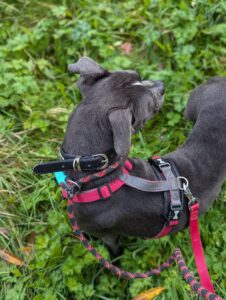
(102, 234, 122, 257)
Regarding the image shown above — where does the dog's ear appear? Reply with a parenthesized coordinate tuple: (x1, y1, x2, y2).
(68, 57, 106, 76)
(108, 108, 132, 158)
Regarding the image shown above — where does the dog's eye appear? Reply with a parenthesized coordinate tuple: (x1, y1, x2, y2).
(131, 81, 144, 86)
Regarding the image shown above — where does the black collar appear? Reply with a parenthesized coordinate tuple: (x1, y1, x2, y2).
(33, 148, 117, 175)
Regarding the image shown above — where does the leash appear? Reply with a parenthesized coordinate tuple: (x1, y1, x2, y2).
(184, 185, 215, 293)
(66, 198, 222, 300)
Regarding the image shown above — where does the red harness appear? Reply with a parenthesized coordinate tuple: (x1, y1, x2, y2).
(63, 158, 182, 238)
(61, 157, 215, 295)
(63, 160, 133, 203)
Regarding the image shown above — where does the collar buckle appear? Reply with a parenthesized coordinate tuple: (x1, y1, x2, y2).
(93, 153, 109, 170)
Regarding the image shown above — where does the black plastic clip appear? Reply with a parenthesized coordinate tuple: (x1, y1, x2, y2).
(168, 209, 181, 221)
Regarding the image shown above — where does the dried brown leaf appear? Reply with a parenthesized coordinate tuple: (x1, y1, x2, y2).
(0, 248, 25, 266)
(133, 287, 165, 300)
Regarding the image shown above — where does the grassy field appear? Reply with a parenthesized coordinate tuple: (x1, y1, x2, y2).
(0, 1, 226, 299)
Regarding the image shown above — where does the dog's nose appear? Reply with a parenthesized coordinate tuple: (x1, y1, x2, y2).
(153, 80, 165, 95)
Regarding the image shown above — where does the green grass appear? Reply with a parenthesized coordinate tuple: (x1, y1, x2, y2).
(0, 1, 226, 299)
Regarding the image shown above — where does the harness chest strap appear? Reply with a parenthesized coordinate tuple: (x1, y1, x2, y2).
(64, 160, 132, 203)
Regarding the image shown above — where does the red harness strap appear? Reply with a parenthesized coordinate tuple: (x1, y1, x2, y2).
(154, 220, 179, 238)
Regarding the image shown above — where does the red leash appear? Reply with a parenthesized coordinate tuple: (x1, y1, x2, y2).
(189, 202, 215, 293)
(183, 184, 215, 293)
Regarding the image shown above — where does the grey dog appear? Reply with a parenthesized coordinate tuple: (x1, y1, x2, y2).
(62, 57, 226, 255)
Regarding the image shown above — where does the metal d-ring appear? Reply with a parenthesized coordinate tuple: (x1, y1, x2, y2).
(66, 179, 82, 195)
(93, 153, 109, 170)
(177, 176, 189, 190)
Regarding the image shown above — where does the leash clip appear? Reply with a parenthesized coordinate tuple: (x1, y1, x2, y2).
(177, 176, 189, 190)
(177, 176, 198, 208)
(181, 181, 198, 208)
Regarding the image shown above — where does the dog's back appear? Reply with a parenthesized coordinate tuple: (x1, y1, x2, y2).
(184, 76, 226, 122)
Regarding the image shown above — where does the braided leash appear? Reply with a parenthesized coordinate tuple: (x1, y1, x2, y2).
(64, 161, 121, 197)
(67, 200, 223, 300)
(67, 161, 121, 186)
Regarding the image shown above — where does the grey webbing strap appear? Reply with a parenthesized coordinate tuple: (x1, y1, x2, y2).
(156, 159, 182, 212)
(119, 159, 182, 214)
(119, 173, 173, 192)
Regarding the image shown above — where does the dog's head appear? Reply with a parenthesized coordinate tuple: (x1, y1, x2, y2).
(65, 57, 164, 158)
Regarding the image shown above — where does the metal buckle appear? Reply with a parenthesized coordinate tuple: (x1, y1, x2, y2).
(93, 153, 109, 170)
(73, 156, 81, 171)
(156, 158, 170, 169)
